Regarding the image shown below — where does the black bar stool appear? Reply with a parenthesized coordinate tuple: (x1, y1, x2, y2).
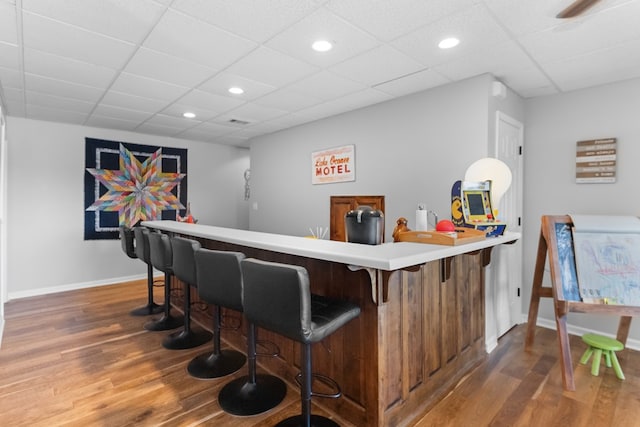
(240, 258, 361, 427)
(162, 236, 212, 350)
(128, 226, 163, 316)
(217, 260, 287, 416)
(188, 248, 247, 379)
(144, 231, 184, 331)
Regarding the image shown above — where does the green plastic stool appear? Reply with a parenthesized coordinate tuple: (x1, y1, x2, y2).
(579, 333, 625, 380)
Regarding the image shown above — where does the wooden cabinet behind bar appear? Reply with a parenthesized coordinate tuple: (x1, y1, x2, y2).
(174, 238, 486, 426)
(329, 195, 385, 242)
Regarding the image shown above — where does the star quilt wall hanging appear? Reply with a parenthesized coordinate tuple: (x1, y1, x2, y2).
(84, 138, 188, 240)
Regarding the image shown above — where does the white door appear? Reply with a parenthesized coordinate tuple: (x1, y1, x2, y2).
(493, 111, 524, 337)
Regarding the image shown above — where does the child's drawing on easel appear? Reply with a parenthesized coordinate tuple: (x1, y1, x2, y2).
(573, 232, 640, 305)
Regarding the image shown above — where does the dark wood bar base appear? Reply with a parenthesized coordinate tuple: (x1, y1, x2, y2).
(174, 237, 487, 427)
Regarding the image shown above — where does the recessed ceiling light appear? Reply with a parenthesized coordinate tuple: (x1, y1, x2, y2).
(438, 37, 460, 49)
(228, 86, 244, 95)
(183, 112, 196, 119)
(312, 40, 333, 52)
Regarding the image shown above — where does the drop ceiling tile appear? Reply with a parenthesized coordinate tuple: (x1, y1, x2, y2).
(253, 87, 323, 111)
(260, 113, 313, 131)
(325, 0, 478, 42)
(329, 88, 393, 112)
(123, 48, 217, 88)
(24, 74, 104, 102)
(160, 103, 219, 122)
(208, 114, 254, 129)
(22, 0, 167, 44)
(174, 89, 245, 115)
(500, 67, 558, 98)
(225, 46, 319, 87)
(4, 0, 640, 143)
(173, 128, 218, 143)
(541, 38, 640, 92)
(143, 9, 257, 70)
(22, 11, 137, 69)
(171, 0, 320, 43)
(2, 87, 25, 116)
(26, 103, 88, 124)
(373, 68, 450, 97)
(519, 1, 640, 64)
(101, 90, 168, 113)
(85, 115, 141, 132)
(92, 104, 154, 122)
(228, 126, 269, 139)
(329, 44, 425, 86)
(199, 72, 276, 101)
(0, 66, 22, 90)
(110, 73, 190, 102)
(134, 121, 183, 137)
(286, 70, 366, 100)
(178, 121, 236, 139)
(144, 113, 200, 132)
(23, 48, 118, 88)
(391, 4, 512, 68)
(483, 0, 565, 37)
(0, 1, 17, 44)
(224, 102, 288, 123)
(246, 118, 291, 134)
(0, 42, 19, 69)
(484, 0, 634, 37)
(26, 91, 95, 114)
(211, 133, 250, 148)
(265, 7, 380, 68)
(433, 41, 536, 82)
(294, 100, 342, 122)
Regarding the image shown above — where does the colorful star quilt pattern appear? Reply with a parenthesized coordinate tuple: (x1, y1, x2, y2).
(84, 138, 188, 240)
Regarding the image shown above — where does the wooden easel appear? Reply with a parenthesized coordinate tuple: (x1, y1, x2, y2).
(525, 215, 639, 391)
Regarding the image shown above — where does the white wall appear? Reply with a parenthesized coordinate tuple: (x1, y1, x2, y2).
(248, 74, 525, 352)
(5, 117, 249, 299)
(248, 74, 522, 240)
(0, 102, 6, 344)
(524, 77, 640, 343)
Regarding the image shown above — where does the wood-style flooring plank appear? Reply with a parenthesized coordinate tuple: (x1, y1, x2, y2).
(2, 280, 640, 426)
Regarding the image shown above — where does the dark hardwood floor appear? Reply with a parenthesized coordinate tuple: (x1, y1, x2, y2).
(1, 280, 639, 426)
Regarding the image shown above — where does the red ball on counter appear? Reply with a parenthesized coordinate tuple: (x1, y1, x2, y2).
(435, 219, 456, 232)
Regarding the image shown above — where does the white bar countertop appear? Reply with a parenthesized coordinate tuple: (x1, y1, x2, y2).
(142, 220, 520, 271)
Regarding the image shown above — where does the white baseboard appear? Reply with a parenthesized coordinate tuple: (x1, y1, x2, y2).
(485, 334, 498, 353)
(533, 316, 640, 352)
(7, 274, 147, 301)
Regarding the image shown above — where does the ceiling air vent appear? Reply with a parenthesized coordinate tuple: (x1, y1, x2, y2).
(229, 118, 250, 125)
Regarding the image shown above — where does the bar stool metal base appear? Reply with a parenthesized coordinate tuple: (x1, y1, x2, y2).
(187, 350, 246, 379)
(275, 414, 339, 427)
(162, 329, 212, 350)
(130, 302, 164, 317)
(144, 314, 183, 331)
(219, 374, 286, 416)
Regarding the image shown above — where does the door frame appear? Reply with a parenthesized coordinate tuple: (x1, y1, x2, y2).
(494, 111, 524, 333)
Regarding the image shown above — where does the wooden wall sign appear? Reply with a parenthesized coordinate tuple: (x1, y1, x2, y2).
(312, 144, 355, 184)
(575, 138, 616, 183)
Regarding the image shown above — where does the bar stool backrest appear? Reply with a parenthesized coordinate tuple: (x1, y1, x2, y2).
(148, 232, 172, 274)
(171, 236, 202, 287)
(241, 258, 311, 343)
(133, 227, 151, 264)
(194, 248, 245, 312)
(119, 226, 137, 259)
